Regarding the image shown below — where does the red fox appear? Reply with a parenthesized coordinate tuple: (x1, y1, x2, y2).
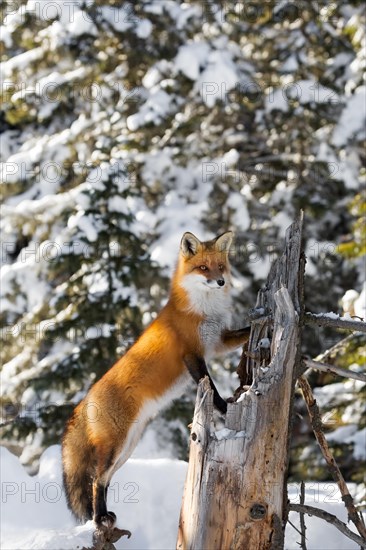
(62, 231, 250, 531)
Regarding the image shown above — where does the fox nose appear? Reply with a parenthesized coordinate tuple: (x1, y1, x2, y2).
(217, 279, 225, 287)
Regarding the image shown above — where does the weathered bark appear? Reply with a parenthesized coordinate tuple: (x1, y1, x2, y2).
(177, 215, 305, 550)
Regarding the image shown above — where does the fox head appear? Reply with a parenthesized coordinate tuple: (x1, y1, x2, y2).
(178, 231, 233, 291)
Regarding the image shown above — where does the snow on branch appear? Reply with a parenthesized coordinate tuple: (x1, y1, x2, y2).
(304, 312, 366, 333)
(303, 357, 366, 383)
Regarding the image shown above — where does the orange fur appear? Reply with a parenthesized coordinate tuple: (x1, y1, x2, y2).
(62, 231, 250, 527)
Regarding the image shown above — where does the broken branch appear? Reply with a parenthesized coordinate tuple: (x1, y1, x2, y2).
(303, 358, 366, 383)
(298, 376, 366, 542)
(289, 503, 365, 547)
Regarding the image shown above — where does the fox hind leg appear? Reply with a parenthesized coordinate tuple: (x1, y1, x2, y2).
(93, 480, 116, 528)
(91, 444, 118, 529)
(92, 475, 132, 542)
(91, 405, 144, 534)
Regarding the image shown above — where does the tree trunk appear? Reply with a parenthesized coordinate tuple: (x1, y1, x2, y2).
(177, 214, 305, 550)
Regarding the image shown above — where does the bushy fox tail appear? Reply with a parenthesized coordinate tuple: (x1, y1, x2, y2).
(62, 410, 94, 522)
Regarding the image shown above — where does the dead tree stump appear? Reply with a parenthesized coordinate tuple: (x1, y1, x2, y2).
(177, 214, 305, 550)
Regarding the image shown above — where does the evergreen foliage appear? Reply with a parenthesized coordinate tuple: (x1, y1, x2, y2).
(1, 0, 364, 474)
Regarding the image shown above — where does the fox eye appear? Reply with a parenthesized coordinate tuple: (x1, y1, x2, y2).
(218, 264, 224, 271)
(199, 265, 208, 271)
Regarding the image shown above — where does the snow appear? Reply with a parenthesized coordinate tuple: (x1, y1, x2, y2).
(142, 64, 165, 89)
(214, 427, 236, 440)
(0, 248, 49, 314)
(83, 271, 109, 296)
(222, 148, 240, 165)
(341, 289, 360, 315)
(0, 351, 33, 394)
(329, 426, 366, 460)
(150, 194, 207, 270)
(213, 428, 247, 440)
(354, 282, 366, 320)
(272, 211, 295, 236)
(332, 86, 366, 146)
(247, 253, 272, 282)
(175, 41, 211, 81)
(135, 19, 153, 39)
(67, 9, 97, 36)
(311, 310, 365, 322)
(1, 342, 75, 397)
(109, 195, 129, 214)
(98, 5, 132, 33)
(266, 79, 339, 112)
(226, 192, 250, 231)
(1, 445, 364, 550)
(1, 445, 186, 550)
(147, 1, 199, 30)
(67, 211, 98, 242)
(32, 67, 89, 99)
(313, 380, 365, 410)
(195, 50, 239, 107)
(126, 88, 179, 131)
(286, 483, 365, 550)
(314, 311, 340, 320)
(305, 238, 339, 277)
(0, 47, 44, 79)
(1, 130, 70, 192)
(258, 337, 271, 349)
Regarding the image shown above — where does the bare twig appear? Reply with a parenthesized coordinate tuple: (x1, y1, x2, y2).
(289, 503, 365, 548)
(303, 358, 366, 383)
(0, 418, 17, 428)
(304, 312, 366, 333)
(287, 518, 304, 538)
(299, 482, 307, 550)
(314, 334, 357, 363)
(298, 376, 366, 542)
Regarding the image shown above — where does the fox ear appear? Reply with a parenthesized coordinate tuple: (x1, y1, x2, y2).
(181, 232, 200, 257)
(215, 231, 234, 253)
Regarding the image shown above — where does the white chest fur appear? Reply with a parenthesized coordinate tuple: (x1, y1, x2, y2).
(199, 317, 229, 358)
(180, 273, 232, 357)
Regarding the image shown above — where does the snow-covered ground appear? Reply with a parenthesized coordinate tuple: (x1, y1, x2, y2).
(1, 445, 364, 549)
